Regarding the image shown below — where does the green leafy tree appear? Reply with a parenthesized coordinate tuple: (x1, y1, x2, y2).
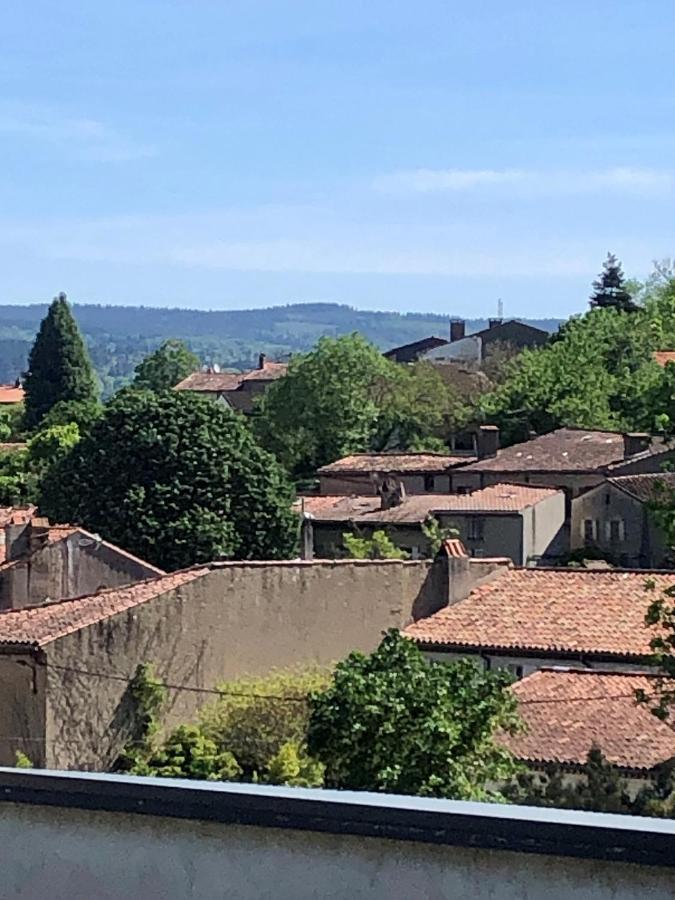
(39, 398, 102, 434)
(307, 630, 519, 799)
(590, 253, 639, 313)
(199, 668, 329, 781)
(133, 339, 200, 392)
(342, 529, 409, 560)
(38, 389, 297, 571)
(130, 725, 242, 781)
(28, 423, 80, 476)
(0, 448, 36, 505)
(255, 335, 464, 475)
(23, 293, 99, 429)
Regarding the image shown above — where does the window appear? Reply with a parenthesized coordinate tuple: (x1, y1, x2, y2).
(468, 517, 485, 541)
(582, 519, 597, 542)
(607, 519, 625, 543)
(424, 474, 435, 492)
(503, 663, 524, 679)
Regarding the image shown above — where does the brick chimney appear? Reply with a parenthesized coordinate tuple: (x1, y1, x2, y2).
(258, 353, 267, 370)
(450, 320, 465, 342)
(623, 432, 651, 459)
(476, 425, 500, 459)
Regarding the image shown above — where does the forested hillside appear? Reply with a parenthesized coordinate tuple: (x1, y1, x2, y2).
(0, 302, 559, 395)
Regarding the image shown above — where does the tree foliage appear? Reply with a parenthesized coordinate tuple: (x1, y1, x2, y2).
(23, 293, 99, 429)
(480, 301, 669, 445)
(198, 667, 330, 781)
(38, 389, 297, 570)
(307, 630, 519, 799)
(133, 339, 200, 392)
(254, 335, 465, 475)
(590, 253, 638, 313)
(342, 529, 409, 560)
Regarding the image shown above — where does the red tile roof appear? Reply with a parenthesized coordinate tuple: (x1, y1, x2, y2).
(609, 473, 675, 504)
(654, 351, 675, 368)
(0, 385, 24, 404)
(502, 669, 675, 771)
(0, 568, 208, 648)
(463, 427, 667, 473)
(298, 485, 561, 525)
(240, 361, 287, 381)
(318, 453, 475, 475)
(174, 371, 243, 392)
(404, 567, 675, 659)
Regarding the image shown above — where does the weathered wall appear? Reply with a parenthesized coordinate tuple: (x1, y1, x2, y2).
(437, 512, 523, 563)
(44, 559, 449, 769)
(319, 473, 451, 495)
(451, 470, 605, 497)
(0, 801, 672, 900)
(523, 491, 567, 562)
(0, 533, 162, 611)
(571, 484, 668, 567)
(0, 653, 46, 767)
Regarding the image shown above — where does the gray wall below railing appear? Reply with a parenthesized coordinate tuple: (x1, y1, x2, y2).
(0, 771, 674, 900)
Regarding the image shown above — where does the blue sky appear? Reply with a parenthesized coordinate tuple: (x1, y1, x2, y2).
(3, 1, 675, 316)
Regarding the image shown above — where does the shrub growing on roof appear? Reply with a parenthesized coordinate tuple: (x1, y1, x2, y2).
(38, 388, 297, 570)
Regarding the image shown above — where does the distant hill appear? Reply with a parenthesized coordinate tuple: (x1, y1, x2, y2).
(0, 302, 562, 396)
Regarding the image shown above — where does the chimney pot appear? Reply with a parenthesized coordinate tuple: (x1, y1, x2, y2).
(450, 320, 466, 343)
(258, 352, 267, 370)
(623, 432, 651, 459)
(477, 425, 500, 459)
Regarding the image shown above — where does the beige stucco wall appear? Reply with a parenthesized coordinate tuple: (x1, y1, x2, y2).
(0, 653, 46, 767)
(0, 533, 162, 611)
(522, 491, 567, 562)
(43, 559, 447, 770)
(0, 801, 672, 900)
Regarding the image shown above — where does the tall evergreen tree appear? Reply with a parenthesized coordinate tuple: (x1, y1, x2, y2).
(589, 253, 638, 313)
(23, 293, 99, 429)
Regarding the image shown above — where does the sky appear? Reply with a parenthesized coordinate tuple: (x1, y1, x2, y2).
(3, 1, 675, 317)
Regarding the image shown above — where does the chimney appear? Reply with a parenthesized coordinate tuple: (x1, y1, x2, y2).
(488, 317, 503, 330)
(450, 319, 466, 342)
(258, 352, 267, 370)
(378, 475, 406, 510)
(623, 432, 651, 459)
(477, 425, 500, 459)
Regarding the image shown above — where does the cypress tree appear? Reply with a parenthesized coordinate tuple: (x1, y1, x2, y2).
(24, 293, 99, 429)
(589, 253, 638, 313)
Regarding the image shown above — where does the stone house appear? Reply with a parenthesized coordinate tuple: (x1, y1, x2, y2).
(501, 668, 675, 797)
(0, 508, 163, 610)
(317, 451, 476, 495)
(421, 319, 549, 365)
(174, 354, 287, 414)
(452, 428, 675, 500)
(383, 335, 449, 364)
(298, 483, 566, 564)
(570, 473, 675, 568)
(404, 565, 673, 678)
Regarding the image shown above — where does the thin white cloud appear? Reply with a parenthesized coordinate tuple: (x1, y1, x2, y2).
(374, 166, 675, 194)
(0, 103, 155, 162)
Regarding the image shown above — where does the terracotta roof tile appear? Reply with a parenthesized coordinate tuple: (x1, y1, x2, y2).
(240, 361, 287, 381)
(174, 372, 243, 392)
(0, 568, 208, 648)
(0, 385, 24, 404)
(318, 453, 475, 475)
(404, 567, 675, 659)
(502, 669, 675, 771)
(609, 473, 675, 504)
(298, 485, 560, 525)
(463, 427, 667, 473)
(654, 351, 675, 368)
